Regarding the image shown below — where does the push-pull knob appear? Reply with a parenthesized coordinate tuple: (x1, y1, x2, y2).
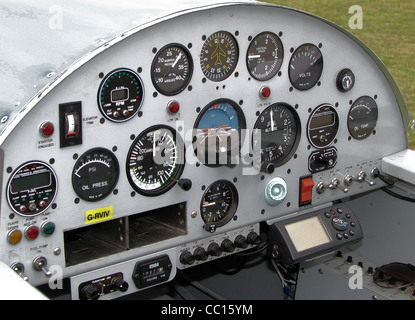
(357, 171, 375, 186)
(11, 262, 29, 281)
(32, 256, 52, 277)
(329, 178, 348, 193)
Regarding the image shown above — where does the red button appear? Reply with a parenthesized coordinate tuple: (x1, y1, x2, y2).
(300, 177, 315, 205)
(260, 86, 271, 99)
(167, 101, 180, 114)
(25, 225, 39, 240)
(39, 121, 54, 137)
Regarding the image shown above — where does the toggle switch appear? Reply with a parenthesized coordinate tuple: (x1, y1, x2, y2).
(299, 176, 314, 207)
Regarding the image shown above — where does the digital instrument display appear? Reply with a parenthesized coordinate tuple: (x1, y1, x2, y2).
(11, 171, 51, 194)
(285, 216, 331, 252)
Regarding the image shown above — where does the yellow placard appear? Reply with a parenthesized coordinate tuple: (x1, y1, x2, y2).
(85, 206, 113, 225)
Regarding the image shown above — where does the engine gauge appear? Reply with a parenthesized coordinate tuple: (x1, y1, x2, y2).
(289, 43, 323, 90)
(246, 32, 284, 81)
(7, 161, 57, 217)
(193, 99, 246, 166)
(72, 148, 119, 201)
(307, 104, 339, 148)
(201, 180, 238, 228)
(200, 31, 239, 82)
(126, 125, 184, 196)
(252, 103, 301, 173)
(98, 68, 144, 122)
(151, 44, 193, 96)
(348, 96, 378, 140)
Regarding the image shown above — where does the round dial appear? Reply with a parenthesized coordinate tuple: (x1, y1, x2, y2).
(193, 99, 246, 166)
(126, 125, 184, 196)
(253, 103, 301, 173)
(200, 31, 239, 82)
(72, 148, 119, 201)
(246, 32, 284, 81)
(289, 43, 323, 90)
(98, 68, 144, 122)
(348, 96, 378, 140)
(7, 161, 57, 217)
(201, 180, 238, 228)
(307, 104, 339, 148)
(151, 44, 193, 96)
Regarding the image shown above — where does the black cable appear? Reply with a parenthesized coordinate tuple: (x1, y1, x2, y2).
(382, 187, 415, 203)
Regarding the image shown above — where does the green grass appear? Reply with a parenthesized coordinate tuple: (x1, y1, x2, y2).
(260, 0, 415, 148)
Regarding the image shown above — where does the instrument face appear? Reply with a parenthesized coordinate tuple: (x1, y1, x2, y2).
(126, 125, 184, 196)
(348, 96, 378, 140)
(289, 43, 323, 91)
(246, 31, 284, 81)
(72, 148, 119, 202)
(200, 31, 239, 82)
(97, 68, 144, 122)
(252, 103, 301, 172)
(200, 179, 238, 228)
(151, 43, 193, 96)
(193, 99, 246, 166)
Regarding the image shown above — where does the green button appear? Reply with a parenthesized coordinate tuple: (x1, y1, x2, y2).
(42, 222, 55, 235)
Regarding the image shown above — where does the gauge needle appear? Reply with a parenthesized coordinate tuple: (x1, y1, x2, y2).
(248, 55, 261, 59)
(202, 201, 217, 207)
(153, 132, 156, 157)
(172, 53, 182, 68)
(270, 110, 275, 132)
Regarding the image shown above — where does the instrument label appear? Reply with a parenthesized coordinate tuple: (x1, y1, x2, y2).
(85, 205, 113, 225)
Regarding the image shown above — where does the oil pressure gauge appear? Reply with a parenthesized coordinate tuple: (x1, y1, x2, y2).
(72, 148, 119, 201)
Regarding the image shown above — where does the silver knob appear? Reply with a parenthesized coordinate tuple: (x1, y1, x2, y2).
(357, 171, 375, 186)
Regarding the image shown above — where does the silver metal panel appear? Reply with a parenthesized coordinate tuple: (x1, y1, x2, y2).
(0, 1, 411, 299)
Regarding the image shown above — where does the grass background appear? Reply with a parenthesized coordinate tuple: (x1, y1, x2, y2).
(260, 0, 415, 148)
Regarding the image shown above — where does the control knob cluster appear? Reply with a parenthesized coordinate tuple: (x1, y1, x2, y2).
(179, 232, 261, 266)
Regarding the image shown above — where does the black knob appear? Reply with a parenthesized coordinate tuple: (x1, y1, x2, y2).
(193, 247, 208, 261)
(81, 284, 101, 300)
(247, 232, 261, 246)
(262, 162, 275, 174)
(221, 239, 235, 253)
(178, 178, 192, 191)
(180, 250, 195, 265)
(234, 235, 249, 249)
(111, 276, 129, 292)
(207, 242, 222, 257)
(366, 267, 374, 275)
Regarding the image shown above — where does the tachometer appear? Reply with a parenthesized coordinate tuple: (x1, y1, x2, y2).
(252, 103, 301, 173)
(98, 68, 144, 122)
(193, 99, 246, 166)
(246, 31, 284, 81)
(72, 148, 119, 201)
(201, 180, 238, 228)
(151, 43, 193, 96)
(347, 96, 378, 140)
(200, 31, 239, 82)
(289, 43, 323, 90)
(126, 125, 184, 196)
